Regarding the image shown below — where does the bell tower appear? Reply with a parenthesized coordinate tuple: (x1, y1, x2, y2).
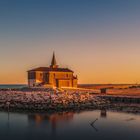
(50, 52, 58, 68)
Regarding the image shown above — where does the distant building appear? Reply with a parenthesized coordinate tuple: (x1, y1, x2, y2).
(28, 52, 78, 88)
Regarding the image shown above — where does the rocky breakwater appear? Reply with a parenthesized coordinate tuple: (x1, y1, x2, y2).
(0, 89, 110, 112)
(98, 95, 140, 113)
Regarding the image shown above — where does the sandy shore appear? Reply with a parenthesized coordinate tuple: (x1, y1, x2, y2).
(0, 88, 140, 113)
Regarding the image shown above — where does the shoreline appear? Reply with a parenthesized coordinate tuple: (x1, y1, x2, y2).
(0, 88, 140, 114)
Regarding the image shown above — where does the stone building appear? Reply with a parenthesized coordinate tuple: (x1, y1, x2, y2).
(28, 53, 78, 88)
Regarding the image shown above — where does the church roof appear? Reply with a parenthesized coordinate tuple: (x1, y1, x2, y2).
(28, 67, 73, 73)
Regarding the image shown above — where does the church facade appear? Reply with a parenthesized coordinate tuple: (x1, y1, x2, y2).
(28, 53, 78, 88)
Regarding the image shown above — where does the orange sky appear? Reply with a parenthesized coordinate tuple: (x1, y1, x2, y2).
(0, 0, 140, 84)
(0, 36, 140, 84)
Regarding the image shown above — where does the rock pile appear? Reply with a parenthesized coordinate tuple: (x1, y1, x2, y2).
(0, 88, 140, 113)
(0, 89, 109, 112)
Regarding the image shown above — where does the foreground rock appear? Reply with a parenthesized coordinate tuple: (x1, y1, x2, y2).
(0, 88, 139, 113)
(0, 89, 108, 111)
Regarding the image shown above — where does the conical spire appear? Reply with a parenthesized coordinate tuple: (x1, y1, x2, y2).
(51, 52, 56, 65)
(50, 52, 58, 68)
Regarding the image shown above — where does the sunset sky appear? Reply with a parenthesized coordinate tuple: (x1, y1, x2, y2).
(0, 0, 140, 84)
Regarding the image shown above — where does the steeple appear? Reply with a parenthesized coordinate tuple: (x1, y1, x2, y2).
(50, 52, 58, 68)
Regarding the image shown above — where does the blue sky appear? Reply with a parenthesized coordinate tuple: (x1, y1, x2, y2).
(0, 0, 140, 38)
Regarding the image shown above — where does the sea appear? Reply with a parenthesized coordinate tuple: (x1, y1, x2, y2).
(0, 110, 140, 140)
(0, 84, 27, 89)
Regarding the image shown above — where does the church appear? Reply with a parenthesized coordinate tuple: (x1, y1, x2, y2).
(28, 53, 78, 88)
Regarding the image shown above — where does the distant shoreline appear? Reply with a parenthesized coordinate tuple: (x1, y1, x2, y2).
(0, 84, 27, 89)
(0, 83, 139, 90)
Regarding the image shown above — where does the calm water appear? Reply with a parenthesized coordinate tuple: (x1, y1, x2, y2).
(0, 110, 139, 140)
(0, 85, 27, 89)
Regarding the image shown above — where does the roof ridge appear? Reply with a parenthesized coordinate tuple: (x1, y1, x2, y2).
(28, 67, 73, 72)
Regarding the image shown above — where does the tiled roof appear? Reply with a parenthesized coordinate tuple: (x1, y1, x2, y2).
(28, 67, 73, 73)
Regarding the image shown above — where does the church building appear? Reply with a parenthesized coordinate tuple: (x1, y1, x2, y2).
(27, 53, 78, 88)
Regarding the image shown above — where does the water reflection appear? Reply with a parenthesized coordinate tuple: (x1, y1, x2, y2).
(28, 110, 106, 125)
(90, 109, 107, 132)
(100, 109, 107, 118)
(6, 112, 10, 135)
(28, 112, 74, 137)
(28, 112, 74, 125)
(27, 110, 106, 134)
(1, 110, 140, 140)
